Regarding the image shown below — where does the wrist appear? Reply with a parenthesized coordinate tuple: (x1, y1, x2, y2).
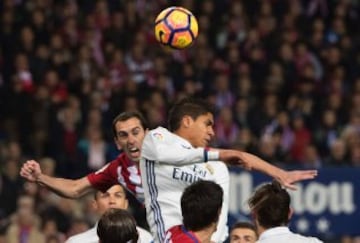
(36, 173, 44, 184)
(204, 148, 219, 161)
(272, 168, 286, 181)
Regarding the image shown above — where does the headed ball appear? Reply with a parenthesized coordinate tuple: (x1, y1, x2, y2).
(154, 6, 198, 49)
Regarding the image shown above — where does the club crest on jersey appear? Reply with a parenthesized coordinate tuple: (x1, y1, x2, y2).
(205, 164, 214, 174)
(152, 132, 164, 141)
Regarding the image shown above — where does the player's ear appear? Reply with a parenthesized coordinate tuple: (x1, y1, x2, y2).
(113, 137, 122, 150)
(92, 198, 98, 211)
(182, 115, 193, 128)
(124, 199, 129, 210)
(288, 207, 294, 221)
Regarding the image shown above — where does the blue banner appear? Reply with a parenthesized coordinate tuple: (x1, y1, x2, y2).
(228, 167, 360, 237)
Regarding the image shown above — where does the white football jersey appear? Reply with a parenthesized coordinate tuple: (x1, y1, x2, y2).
(257, 227, 323, 243)
(140, 127, 229, 243)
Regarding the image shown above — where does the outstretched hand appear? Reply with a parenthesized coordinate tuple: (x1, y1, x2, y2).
(216, 148, 318, 190)
(277, 170, 318, 190)
(20, 160, 42, 182)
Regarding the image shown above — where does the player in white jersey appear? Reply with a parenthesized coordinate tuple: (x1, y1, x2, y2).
(248, 180, 323, 243)
(140, 97, 318, 243)
(141, 127, 229, 242)
(65, 184, 153, 243)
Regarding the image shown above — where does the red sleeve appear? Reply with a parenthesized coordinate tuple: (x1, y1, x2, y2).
(87, 159, 119, 192)
(166, 226, 199, 243)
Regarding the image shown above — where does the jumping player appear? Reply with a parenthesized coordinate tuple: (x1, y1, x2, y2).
(20, 111, 147, 203)
(140, 97, 318, 242)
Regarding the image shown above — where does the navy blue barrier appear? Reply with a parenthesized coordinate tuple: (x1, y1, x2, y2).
(228, 167, 360, 237)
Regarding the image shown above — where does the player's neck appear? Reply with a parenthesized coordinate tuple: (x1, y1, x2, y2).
(193, 225, 216, 243)
(174, 129, 193, 146)
(257, 225, 266, 236)
(258, 224, 288, 236)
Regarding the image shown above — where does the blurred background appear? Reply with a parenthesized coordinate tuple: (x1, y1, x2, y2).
(0, 0, 359, 242)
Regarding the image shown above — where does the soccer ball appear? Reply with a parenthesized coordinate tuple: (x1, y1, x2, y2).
(154, 6, 198, 49)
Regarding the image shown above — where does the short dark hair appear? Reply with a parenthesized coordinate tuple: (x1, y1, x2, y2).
(168, 97, 214, 132)
(94, 184, 127, 200)
(181, 180, 223, 231)
(97, 208, 138, 243)
(112, 111, 148, 137)
(248, 181, 290, 228)
(230, 221, 257, 236)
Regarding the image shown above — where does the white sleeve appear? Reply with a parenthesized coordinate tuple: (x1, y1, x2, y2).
(209, 162, 229, 243)
(141, 127, 219, 165)
(64, 238, 72, 243)
(64, 236, 77, 243)
(137, 226, 154, 243)
(313, 237, 324, 243)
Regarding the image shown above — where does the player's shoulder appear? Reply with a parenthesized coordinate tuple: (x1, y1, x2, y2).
(93, 153, 125, 173)
(117, 151, 131, 163)
(149, 126, 171, 137)
(164, 225, 182, 241)
(147, 126, 179, 143)
(164, 225, 199, 243)
(136, 226, 154, 243)
(65, 227, 97, 243)
(284, 232, 323, 243)
(294, 234, 323, 243)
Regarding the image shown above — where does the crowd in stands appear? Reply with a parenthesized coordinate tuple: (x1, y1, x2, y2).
(0, 0, 360, 242)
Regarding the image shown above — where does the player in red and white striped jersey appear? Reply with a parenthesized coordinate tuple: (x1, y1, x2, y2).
(20, 111, 147, 203)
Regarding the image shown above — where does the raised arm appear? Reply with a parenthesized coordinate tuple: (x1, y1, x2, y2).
(20, 160, 94, 198)
(216, 149, 318, 190)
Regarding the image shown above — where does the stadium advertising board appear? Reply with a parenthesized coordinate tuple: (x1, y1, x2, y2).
(228, 167, 360, 237)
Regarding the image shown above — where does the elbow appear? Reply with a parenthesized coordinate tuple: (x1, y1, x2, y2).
(67, 181, 86, 198)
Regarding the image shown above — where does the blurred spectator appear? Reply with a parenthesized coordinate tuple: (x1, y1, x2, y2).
(0, 159, 23, 217)
(302, 144, 323, 169)
(229, 221, 258, 243)
(231, 128, 257, 153)
(314, 109, 341, 157)
(250, 94, 279, 137)
(39, 157, 57, 177)
(349, 145, 360, 167)
(325, 138, 349, 167)
(215, 106, 239, 148)
(1, 0, 360, 241)
(233, 97, 252, 129)
(257, 135, 278, 165)
(66, 218, 90, 240)
(263, 111, 294, 162)
(125, 43, 153, 85)
(341, 111, 360, 149)
(142, 89, 167, 128)
(77, 125, 111, 172)
(5, 194, 45, 243)
(41, 218, 66, 243)
(50, 97, 82, 177)
(213, 73, 235, 110)
(290, 114, 312, 163)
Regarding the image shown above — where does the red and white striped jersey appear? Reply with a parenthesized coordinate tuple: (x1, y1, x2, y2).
(87, 153, 144, 203)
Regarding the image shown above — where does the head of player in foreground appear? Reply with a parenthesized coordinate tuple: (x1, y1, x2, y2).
(97, 208, 138, 243)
